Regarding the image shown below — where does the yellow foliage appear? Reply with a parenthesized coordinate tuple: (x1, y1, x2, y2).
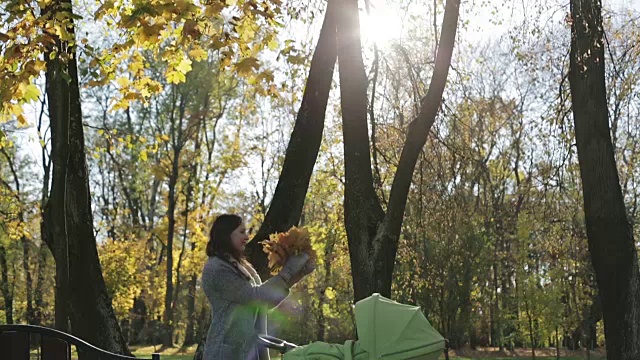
(261, 226, 317, 275)
(99, 238, 149, 318)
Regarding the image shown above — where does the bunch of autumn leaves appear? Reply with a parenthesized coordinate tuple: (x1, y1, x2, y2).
(261, 227, 317, 275)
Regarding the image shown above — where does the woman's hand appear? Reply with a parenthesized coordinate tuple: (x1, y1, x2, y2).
(283, 256, 316, 288)
(278, 252, 309, 284)
(301, 259, 316, 275)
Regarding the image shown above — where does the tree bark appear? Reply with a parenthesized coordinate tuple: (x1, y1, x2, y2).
(35, 102, 51, 327)
(180, 130, 201, 347)
(33, 243, 48, 326)
(568, 1, 640, 359)
(0, 245, 13, 324)
(336, 0, 460, 301)
(183, 274, 198, 346)
(335, 0, 386, 300)
(163, 87, 187, 348)
(42, 0, 130, 357)
(245, 0, 338, 278)
(163, 153, 179, 347)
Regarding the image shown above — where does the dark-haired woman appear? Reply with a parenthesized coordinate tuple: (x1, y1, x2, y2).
(201, 214, 314, 360)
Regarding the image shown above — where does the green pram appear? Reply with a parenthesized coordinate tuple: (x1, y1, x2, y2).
(258, 293, 448, 360)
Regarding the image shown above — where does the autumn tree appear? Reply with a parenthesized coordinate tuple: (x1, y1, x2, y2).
(568, 0, 640, 358)
(335, 0, 460, 301)
(35, 1, 133, 356)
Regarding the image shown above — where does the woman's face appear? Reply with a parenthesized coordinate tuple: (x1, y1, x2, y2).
(231, 222, 250, 253)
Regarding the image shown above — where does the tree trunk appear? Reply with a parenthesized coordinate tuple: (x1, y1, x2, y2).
(525, 298, 535, 360)
(164, 162, 179, 347)
(245, 0, 338, 279)
(181, 151, 199, 347)
(35, 98, 52, 327)
(183, 274, 198, 346)
(21, 235, 35, 324)
(336, 0, 460, 301)
(0, 245, 13, 324)
(42, 0, 130, 357)
(556, 327, 561, 360)
(335, 0, 386, 300)
(33, 243, 48, 326)
(164, 87, 187, 348)
(568, 1, 640, 359)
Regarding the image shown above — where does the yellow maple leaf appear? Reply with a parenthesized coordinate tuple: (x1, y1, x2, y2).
(116, 76, 130, 88)
(188, 47, 208, 62)
(175, 57, 192, 74)
(166, 70, 186, 84)
(234, 57, 260, 76)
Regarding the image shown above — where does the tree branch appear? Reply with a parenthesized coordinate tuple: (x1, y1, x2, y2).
(381, 0, 460, 250)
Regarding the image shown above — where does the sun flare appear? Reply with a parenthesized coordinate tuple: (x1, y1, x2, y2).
(360, 1, 404, 47)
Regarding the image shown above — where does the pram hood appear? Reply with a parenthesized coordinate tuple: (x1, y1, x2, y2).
(355, 293, 445, 359)
(282, 293, 445, 360)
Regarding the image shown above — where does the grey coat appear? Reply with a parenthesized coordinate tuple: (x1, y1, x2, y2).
(202, 256, 290, 360)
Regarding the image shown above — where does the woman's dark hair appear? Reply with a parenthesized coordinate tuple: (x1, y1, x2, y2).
(206, 214, 244, 260)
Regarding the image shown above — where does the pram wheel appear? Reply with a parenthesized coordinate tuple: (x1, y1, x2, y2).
(258, 334, 298, 355)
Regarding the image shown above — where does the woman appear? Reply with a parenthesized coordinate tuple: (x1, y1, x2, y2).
(202, 214, 314, 360)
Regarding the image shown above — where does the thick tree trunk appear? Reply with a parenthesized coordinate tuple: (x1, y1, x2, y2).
(245, 0, 337, 278)
(569, 1, 640, 359)
(43, 12, 71, 331)
(335, 0, 386, 300)
(336, 0, 460, 301)
(43, 1, 130, 357)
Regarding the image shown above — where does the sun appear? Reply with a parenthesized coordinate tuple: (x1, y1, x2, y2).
(360, 1, 404, 47)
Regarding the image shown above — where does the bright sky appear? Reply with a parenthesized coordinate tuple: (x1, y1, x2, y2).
(360, 0, 639, 48)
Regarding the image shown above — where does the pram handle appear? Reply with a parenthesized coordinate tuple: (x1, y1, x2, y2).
(257, 334, 298, 354)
